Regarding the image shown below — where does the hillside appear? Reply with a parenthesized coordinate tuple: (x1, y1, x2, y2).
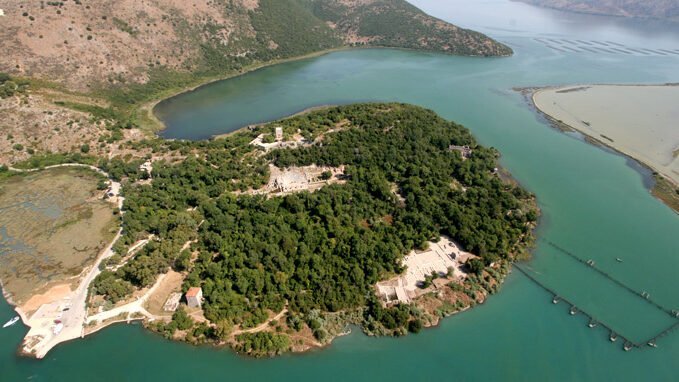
(0, 0, 512, 166)
(304, 0, 512, 56)
(516, 0, 679, 21)
(0, 0, 510, 92)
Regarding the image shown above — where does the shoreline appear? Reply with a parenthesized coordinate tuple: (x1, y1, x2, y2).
(0, 164, 125, 359)
(519, 84, 679, 213)
(211, 104, 339, 140)
(143, 44, 514, 135)
(0, 279, 29, 325)
(1, 104, 538, 359)
(142, 259, 515, 358)
(512, 2, 679, 24)
(140, 46, 356, 134)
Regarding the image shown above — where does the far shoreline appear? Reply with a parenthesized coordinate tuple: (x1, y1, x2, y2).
(140, 46, 355, 134)
(143, 44, 514, 136)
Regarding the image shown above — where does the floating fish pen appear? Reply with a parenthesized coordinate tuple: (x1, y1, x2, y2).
(545, 241, 677, 319)
(514, 265, 679, 352)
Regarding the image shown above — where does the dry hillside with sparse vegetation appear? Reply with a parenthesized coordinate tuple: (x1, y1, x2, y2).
(516, 0, 679, 21)
(0, 0, 511, 166)
(0, 0, 510, 90)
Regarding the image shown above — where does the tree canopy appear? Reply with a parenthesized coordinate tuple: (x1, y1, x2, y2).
(95, 103, 537, 331)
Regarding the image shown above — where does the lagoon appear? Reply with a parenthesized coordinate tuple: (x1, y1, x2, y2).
(3, 0, 679, 380)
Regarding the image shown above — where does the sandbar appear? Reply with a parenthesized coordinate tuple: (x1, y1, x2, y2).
(533, 84, 679, 186)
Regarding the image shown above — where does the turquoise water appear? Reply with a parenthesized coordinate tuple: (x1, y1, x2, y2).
(3, 0, 679, 380)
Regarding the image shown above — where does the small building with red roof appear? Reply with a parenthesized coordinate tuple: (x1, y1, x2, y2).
(185, 287, 203, 308)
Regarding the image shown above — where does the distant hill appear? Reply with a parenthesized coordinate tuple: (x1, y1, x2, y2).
(516, 0, 679, 21)
(0, 0, 511, 92)
(304, 0, 513, 56)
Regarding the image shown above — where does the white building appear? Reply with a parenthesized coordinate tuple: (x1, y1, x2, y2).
(185, 287, 203, 308)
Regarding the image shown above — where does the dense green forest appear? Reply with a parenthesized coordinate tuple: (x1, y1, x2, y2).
(249, 0, 342, 61)
(92, 104, 537, 346)
(195, 0, 342, 76)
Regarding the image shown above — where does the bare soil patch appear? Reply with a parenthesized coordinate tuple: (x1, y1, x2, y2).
(533, 84, 679, 185)
(0, 91, 131, 165)
(145, 270, 184, 317)
(0, 0, 254, 90)
(20, 284, 71, 315)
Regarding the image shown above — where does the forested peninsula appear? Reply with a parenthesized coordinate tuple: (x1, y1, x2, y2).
(0, 1, 527, 359)
(84, 103, 538, 357)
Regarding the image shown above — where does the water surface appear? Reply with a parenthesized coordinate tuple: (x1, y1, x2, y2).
(3, 0, 679, 380)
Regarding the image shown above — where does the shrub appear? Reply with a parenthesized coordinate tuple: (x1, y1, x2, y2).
(172, 308, 194, 331)
(236, 332, 290, 357)
(320, 170, 332, 180)
(408, 319, 423, 333)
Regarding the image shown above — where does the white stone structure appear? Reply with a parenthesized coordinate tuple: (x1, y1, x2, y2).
(376, 236, 476, 304)
(163, 292, 182, 312)
(185, 287, 203, 308)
